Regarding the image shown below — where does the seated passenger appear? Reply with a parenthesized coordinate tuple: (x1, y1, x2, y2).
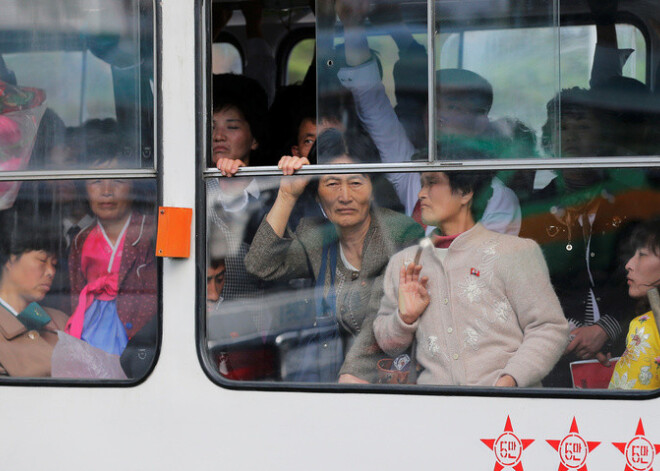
(0, 212, 67, 376)
(66, 140, 156, 355)
(609, 219, 660, 390)
(245, 129, 424, 381)
(372, 170, 570, 387)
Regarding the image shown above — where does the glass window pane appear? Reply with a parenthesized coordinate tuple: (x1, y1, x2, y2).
(316, 0, 429, 155)
(0, 177, 158, 380)
(0, 0, 154, 172)
(554, 23, 650, 158)
(212, 42, 243, 75)
(286, 39, 314, 85)
(433, 1, 559, 161)
(204, 168, 660, 391)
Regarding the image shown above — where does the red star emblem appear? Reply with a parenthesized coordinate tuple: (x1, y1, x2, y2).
(481, 416, 534, 471)
(613, 419, 660, 471)
(547, 417, 601, 471)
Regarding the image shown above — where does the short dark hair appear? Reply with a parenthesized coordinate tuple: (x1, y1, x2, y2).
(437, 69, 493, 115)
(315, 127, 379, 165)
(82, 130, 131, 169)
(0, 210, 58, 281)
(541, 87, 593, 155)
(627, 218, 660, 257)
(212, 73, 268, 161)
(416, 140, 495, 221)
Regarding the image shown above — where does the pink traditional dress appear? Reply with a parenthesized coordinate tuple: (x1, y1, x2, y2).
(65, 216, 132, 355)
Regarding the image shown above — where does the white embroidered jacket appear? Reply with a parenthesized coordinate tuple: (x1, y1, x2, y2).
(373, 223, 569, 387)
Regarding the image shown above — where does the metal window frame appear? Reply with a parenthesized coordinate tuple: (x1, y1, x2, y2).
(0, 0, 161, 388)
(197, 0, 660, 398)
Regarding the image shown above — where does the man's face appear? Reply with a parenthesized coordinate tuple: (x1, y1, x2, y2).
(559, 110, 601, 157)
(206, 260, 226, 311)
(291, 118, 317, 158)
(435, 93, 489, 137)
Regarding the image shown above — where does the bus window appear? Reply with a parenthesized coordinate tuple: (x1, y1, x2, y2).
(4, 51, 115, 127)
(0, 0, 157, 382)
(0, 0, 153, 173)
(203, 167, 660, 390)
(436, 24, 647, 158)
(202, 0, 660, 395)
(286, 38, 314, 85)
(213, 42, 243, 75)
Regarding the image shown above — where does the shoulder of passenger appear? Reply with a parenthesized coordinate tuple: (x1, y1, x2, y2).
(44, 307, 69, 330)
(373, 208, 423, 235)
(390, 243, 423, 264)
(491, 232, 541, 258)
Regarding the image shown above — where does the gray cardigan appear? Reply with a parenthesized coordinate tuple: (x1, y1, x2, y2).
(245, 207, 424, 374)
(373, 223, 570, 387)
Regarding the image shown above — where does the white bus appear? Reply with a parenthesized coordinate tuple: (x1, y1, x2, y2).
(0, 0, 659, 469)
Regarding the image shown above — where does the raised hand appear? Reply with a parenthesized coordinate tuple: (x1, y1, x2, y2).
(335, 0, 369, 27)
(277, 155, 312, 199)
(397, 262, 430, 325)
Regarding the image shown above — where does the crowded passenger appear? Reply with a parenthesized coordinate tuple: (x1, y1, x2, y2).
(205, 0, 660, 391)
(371, 168, 569, 387)
(211, 73, 270, 300)
(66, 136, 157, 356)
(521, 82, 660, 386)
(244, 128, 424, 381)
(0, 212, 67, 376)
(609, 219, 660, 389)
(333, 0, 521, 236)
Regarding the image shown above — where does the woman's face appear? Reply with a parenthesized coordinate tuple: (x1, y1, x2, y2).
(317, 156, 372, 230)
(2, 251, 57, 304)
(86, 177, 133, 225)
(418, 172, 471, 227)
(212, 106, 258, 165)
(625, 245, 660, 298)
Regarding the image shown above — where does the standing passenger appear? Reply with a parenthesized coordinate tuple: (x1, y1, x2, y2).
(211, 73, 269, 300)
(245, 129, 424, 381)
(609, 219, 660, 390)
(372, 170, 569, 387)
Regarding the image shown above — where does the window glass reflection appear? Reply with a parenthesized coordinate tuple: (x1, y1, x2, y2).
(0, 176, 157, 379)
(0, 0, 153, 171)
(206, 167, 660, 390)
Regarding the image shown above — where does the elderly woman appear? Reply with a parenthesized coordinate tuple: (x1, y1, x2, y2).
(609, 219, 660, 390)
(67, 136, 156, 356)
(0, 213, 67, 376)
(372, 169, 570, 387)
(245, 129, 424, 382)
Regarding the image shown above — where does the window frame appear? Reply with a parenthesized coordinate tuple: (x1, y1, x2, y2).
(198, 0, 660, 399)
(0, 0, 162, 387)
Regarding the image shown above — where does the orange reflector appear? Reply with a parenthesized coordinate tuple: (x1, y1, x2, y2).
(155, 206, 192, 258)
